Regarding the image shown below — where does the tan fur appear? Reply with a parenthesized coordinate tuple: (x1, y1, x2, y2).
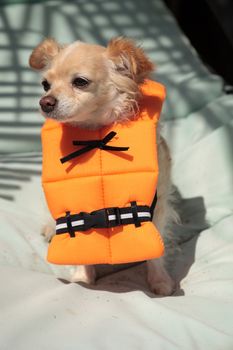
(31, 37, 176, 295)
(107, 37, 154, 83)
(29, 38, 61, 70)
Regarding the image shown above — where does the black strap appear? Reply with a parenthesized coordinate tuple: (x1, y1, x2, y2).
(60, 131, 129, 164)
(65, 211, 75, 237)
(130, 201, 141, 227)
(150, 191, 158, 217)
(56, 204, 151, 236)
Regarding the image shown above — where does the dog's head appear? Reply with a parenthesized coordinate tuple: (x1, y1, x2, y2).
(29, 37, 154, 128)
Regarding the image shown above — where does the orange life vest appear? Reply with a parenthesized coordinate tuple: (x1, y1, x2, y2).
(41, 79, 166, 265)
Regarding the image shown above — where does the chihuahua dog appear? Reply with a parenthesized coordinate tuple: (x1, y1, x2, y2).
(29, 37, 177, 295)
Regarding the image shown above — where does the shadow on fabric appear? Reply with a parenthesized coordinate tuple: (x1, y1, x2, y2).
(58, 192, 209, 298)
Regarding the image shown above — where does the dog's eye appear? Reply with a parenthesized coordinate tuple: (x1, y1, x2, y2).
(72, 77, 90, 88)
(42, 80, 51, 92)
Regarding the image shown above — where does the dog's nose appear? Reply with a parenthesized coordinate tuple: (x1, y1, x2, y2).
(39, 96, 57, 113)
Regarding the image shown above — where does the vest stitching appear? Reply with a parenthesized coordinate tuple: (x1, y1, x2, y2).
(42, 170, 158, 183)
(98, 129, 113, 263)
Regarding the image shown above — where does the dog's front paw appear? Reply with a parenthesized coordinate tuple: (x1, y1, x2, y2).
(149, 278, 175, 296)
(41, 224, 55, 242)
(70, 265, 96, 285)
(147, 259, 175, 296)
(148, 271, 175, 296)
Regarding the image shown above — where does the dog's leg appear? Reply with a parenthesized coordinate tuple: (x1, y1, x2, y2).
(70, 265, 96, 284)
(41, 217, 56, 242)
(147, 134, 177, 295)
(147, 258, 175, 296)
(41, 212, 96, 284)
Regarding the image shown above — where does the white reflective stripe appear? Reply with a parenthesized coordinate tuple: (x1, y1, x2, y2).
(138, 212, 151, 218)
(71, 219, 84, 227)
(108, 211, 151, 221)
(121, 213, 133, 219)
(56, 219, 84, 231)
(56, 222, 67, 230)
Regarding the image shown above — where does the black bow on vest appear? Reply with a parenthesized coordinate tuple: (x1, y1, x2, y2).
(60, 131, 129, 164)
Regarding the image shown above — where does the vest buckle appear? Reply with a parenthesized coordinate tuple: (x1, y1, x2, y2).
(81, 208, 109, 231)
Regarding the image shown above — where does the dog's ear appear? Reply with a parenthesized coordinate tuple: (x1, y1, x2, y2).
(29, 38, 61, 70)
(106, 37, 154, 83)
